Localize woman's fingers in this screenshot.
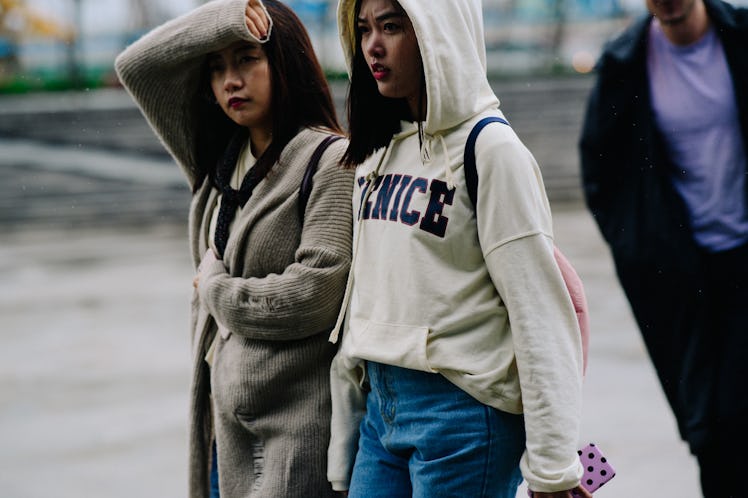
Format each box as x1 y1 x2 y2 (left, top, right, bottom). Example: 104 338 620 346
245 0 269 39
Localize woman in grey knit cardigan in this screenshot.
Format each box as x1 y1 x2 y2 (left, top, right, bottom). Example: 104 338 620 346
115 1 353 497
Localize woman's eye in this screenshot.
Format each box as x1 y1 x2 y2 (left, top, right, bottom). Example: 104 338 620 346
383 22 399 33
208 63 224 73
356 24 370 35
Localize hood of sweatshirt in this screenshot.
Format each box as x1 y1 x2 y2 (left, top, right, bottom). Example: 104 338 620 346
338 0 500 137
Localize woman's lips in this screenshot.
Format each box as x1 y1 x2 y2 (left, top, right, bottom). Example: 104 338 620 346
371 63 389 81
228 97 246 109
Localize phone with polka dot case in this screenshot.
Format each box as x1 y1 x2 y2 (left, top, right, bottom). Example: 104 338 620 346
527 443 615 496
573 443 616 495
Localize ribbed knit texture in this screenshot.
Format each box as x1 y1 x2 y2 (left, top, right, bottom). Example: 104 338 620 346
190 128 352 498
194 129 354 341
115 1 353 496
212 333 336 497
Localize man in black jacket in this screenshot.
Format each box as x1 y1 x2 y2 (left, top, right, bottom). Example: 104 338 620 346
580 0 748 496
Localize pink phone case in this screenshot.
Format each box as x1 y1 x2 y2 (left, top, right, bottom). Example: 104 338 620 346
573 443 616 495
528 443 615 496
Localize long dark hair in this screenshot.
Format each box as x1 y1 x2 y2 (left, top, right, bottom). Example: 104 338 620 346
195 0 342 190
341 0 412 168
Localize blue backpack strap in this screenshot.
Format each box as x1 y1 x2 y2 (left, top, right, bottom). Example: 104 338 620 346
464 116 510 209
298 135 344 224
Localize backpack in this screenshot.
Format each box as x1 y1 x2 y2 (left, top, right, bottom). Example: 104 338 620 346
464 116 590 373
298 134 344 224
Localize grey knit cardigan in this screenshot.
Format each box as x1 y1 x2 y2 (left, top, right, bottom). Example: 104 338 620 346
115 1 354 496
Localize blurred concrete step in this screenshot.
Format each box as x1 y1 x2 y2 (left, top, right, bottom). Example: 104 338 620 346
0 143 190 230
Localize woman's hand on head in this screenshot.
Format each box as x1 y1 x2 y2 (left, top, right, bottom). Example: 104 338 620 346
245 0 269 40
530 486 593 498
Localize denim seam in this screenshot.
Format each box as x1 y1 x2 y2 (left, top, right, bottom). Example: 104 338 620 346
480 404 493 498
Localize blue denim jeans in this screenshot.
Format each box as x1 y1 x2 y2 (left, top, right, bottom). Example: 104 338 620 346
210 441 220 498
349 362 526 498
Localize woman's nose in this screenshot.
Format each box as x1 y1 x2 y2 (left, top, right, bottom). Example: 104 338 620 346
223 66 242 91
363 32 384 58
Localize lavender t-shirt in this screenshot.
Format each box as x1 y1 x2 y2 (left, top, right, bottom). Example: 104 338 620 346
647 20 748 252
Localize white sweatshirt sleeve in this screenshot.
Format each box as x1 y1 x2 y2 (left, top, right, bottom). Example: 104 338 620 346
485 235 584 492
327 350 367 491
474 125 584 492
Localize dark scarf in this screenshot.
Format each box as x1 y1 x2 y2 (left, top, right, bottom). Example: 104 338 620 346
213 128 273 259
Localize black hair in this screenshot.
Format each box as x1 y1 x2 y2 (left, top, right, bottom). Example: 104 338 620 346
341 0 413 168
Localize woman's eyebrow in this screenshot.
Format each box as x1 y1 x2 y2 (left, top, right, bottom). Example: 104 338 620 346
357 10 405 23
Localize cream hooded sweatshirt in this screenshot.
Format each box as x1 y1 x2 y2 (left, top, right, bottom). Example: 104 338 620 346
328 0 584 493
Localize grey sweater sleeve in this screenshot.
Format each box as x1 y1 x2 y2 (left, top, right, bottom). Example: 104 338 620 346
197 142 355 341
114 0 270 185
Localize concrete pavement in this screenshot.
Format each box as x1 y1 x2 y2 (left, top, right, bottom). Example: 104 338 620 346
546 204 700 497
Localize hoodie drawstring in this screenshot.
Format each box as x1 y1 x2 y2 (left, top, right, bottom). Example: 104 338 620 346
437 134 456 190
328 144 391 344
418 122 429 162
419 130 456 191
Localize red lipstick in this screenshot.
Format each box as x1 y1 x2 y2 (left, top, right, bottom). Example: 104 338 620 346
228 97 246 109
371 63 389 81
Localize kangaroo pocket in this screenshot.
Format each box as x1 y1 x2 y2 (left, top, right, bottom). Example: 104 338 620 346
346 320 435 373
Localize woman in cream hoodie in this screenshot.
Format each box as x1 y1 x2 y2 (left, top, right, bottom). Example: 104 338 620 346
328 0 588 497
116 1 353 496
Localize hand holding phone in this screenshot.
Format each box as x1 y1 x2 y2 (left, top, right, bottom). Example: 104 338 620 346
528 443 616 496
